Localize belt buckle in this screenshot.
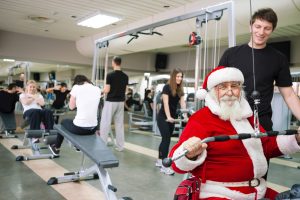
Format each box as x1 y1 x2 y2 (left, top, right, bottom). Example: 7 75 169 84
248 178 260 187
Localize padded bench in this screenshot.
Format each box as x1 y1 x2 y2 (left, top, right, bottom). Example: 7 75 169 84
0 112 18 138
12 129 58 161
48 124 127 200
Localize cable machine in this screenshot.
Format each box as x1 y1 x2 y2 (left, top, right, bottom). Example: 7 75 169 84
91 1 236 86
91 1 236 139
8 62 30 85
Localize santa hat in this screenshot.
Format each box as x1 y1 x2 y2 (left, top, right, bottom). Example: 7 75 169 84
196 66 244 100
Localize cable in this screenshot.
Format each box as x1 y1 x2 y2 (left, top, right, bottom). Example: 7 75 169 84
249 0 261 135
249 0 256 92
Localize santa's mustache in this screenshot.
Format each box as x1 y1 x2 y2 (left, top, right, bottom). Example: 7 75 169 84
220 95 238 102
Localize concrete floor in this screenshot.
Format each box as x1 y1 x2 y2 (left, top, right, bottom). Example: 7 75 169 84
0 111 300 200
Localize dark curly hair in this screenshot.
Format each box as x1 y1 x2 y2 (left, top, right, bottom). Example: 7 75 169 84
73 75 92 86
250 8 278 31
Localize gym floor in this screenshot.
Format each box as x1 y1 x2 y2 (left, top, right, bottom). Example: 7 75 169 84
0 111 300 200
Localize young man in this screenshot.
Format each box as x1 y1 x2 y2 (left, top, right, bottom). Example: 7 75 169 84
100 56 128 151
0 83 22 132
219 8 300 131
0 83 22 114
170 66 300 199
46 82 70 110
46 82 70 124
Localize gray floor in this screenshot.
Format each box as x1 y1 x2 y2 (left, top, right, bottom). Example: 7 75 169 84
0 112 300 200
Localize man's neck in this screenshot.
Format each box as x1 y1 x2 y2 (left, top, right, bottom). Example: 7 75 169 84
113 66 121 71
248 41 266 49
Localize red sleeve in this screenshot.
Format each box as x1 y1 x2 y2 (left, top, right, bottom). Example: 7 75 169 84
169 109 211 174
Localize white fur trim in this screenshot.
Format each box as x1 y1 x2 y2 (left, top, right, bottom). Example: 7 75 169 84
276 135 300 155
239 97 253 118
200 178 267 199
205 93 253 119
230 119 268 178
207 67 244 90
173 144 207 171
196 89 207 100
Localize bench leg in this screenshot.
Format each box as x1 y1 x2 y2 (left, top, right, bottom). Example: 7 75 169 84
13 131 57 161
15 143 56 161
0 130 18 139
47 165 119 200
11 133 31 149
96 165 118 200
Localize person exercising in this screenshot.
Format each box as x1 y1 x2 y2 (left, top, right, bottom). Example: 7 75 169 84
49 75 101 156
170 66 300 199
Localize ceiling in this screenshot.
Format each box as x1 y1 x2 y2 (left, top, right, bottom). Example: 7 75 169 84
0 0 300 74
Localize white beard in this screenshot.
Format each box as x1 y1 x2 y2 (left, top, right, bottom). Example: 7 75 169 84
209 91 244 121
219 96 243 121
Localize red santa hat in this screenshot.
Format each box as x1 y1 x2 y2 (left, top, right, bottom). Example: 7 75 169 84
196 66 244 100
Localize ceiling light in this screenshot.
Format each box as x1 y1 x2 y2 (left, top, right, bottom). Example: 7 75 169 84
77 12 121 29
3 58 15 62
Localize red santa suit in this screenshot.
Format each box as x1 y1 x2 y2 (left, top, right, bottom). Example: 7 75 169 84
169 67 300 200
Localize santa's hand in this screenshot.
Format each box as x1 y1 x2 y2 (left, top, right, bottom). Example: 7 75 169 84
183 137 207 159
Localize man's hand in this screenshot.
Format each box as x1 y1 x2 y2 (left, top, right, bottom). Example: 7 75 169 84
296 127 300 144
183 137 208 160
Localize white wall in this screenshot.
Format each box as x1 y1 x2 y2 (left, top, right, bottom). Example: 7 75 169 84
0 30 92 66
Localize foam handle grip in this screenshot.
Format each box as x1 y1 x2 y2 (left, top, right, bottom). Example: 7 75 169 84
284 130 298 135
266 131 279 136
238 133 252 139
213 135 230 141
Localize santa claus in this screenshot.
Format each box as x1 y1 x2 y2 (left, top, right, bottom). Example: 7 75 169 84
169 66 300 200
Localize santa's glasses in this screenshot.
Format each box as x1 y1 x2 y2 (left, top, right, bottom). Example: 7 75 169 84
216 82 242 93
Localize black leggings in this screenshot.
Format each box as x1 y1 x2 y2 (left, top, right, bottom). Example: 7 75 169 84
157 114 175 159
23 108 54 130
55 119 96 148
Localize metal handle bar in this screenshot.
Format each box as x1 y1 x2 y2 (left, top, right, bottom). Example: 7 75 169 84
162 130 298 167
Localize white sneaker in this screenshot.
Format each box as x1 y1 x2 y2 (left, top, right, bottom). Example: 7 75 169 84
115 147 124 152
160 166 175 175
107 141 114 146
155 159 162 167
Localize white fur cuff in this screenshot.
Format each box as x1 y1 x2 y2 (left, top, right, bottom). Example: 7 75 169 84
173 144 207 171
277 135 300 155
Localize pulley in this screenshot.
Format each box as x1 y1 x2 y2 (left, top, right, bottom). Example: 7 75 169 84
189 32 202 46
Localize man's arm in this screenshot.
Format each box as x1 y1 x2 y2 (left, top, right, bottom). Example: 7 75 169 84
102 84 110 94
279 86 300 138
279 86 300 120
46 85 61 93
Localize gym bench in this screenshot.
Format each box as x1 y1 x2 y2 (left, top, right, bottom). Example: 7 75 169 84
11 129 58 161
0 112 18 139
48 124 131 200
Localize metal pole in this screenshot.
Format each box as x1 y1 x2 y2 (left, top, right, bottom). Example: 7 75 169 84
91 43 99 84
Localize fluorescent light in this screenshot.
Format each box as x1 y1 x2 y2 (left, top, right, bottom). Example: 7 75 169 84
77 13 121 29
3 58 15 62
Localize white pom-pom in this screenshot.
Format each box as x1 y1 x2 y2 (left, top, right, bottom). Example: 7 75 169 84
196 89 207 100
